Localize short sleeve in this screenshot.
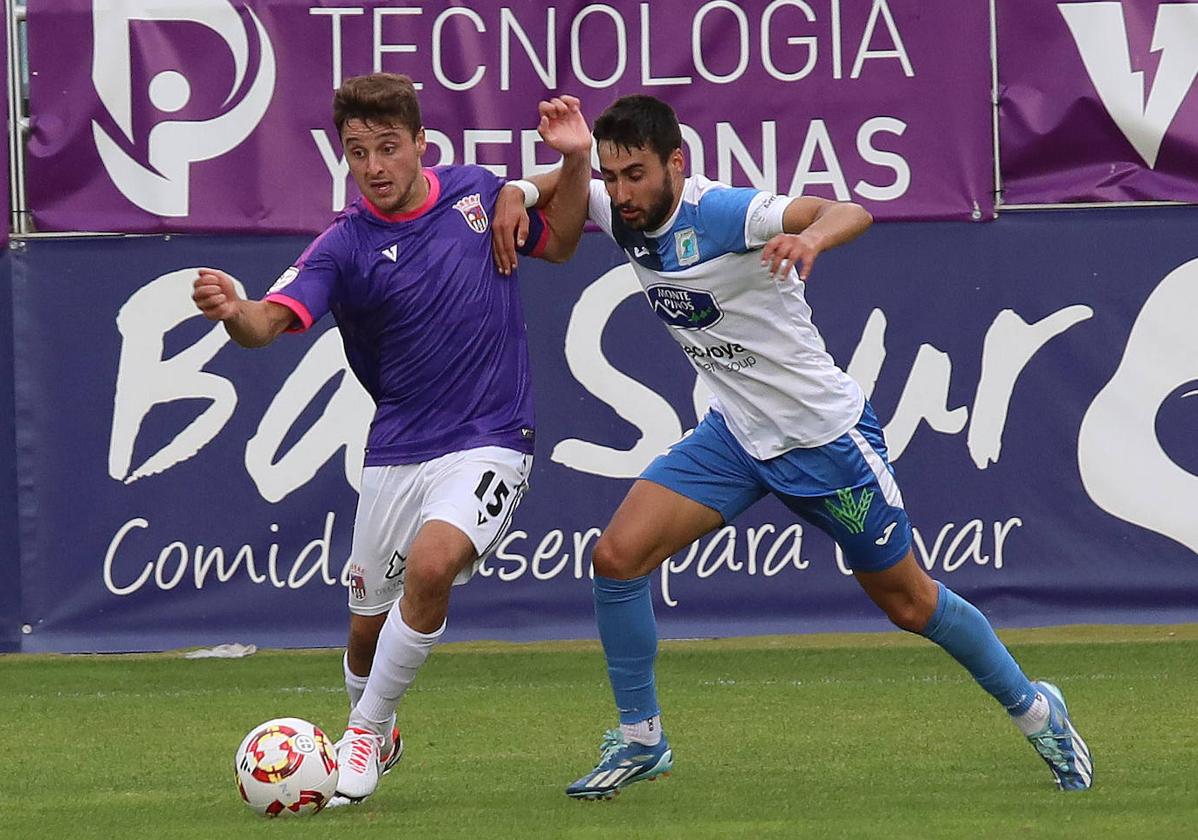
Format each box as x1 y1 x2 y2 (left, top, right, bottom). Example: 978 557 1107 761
693 187 765 253
264 224 345 332
587 179 614 237
742 192 791 248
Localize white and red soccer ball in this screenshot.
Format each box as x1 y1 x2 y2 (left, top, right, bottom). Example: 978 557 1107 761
234 717 338 817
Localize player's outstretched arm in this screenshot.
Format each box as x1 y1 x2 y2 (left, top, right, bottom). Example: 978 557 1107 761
192 267 295 348
535 95 592 263
492 96 592 272
760 197 872 282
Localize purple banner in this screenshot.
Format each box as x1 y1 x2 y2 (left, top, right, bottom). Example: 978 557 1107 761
7 209 1198 653
999 1 1198 204
1 5 9 249
26 0 994 234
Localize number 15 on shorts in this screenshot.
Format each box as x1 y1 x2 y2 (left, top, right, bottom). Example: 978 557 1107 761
474 469 510 525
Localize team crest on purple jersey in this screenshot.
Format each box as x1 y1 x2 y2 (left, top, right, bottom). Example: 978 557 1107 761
453 193 489 233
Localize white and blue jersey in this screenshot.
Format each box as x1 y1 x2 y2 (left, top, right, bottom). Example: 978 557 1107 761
587 175 864 459
591 175 909 570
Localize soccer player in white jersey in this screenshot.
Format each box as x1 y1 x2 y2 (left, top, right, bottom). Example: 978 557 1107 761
192 74 594 806
498 94 1091 799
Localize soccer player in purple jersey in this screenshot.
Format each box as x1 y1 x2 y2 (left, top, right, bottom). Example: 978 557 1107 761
499 94 1092 799
192 73 593 805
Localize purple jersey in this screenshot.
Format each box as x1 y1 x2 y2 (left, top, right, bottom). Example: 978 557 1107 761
265 165 547 466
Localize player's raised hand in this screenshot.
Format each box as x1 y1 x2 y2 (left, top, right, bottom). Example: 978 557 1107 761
492 186 530 276
537 95 591 156
761 232 822 283
192 267 244 321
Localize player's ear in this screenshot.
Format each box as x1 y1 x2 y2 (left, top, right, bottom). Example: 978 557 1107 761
667 147 685 178
414 127 427 157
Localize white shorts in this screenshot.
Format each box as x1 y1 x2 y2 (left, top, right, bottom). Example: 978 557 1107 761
347 446 532 616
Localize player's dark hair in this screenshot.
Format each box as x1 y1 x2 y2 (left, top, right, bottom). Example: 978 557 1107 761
333 73 422 138
592 95 682 163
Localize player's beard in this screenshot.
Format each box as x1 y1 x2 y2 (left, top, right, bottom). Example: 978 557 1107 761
634 178 677 231
375 171 421 214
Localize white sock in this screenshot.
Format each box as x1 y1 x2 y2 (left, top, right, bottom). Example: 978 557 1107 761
621 714 662 746
1012 691 1051 736
344 652 369 708
349 607 444 734
345 649 397 747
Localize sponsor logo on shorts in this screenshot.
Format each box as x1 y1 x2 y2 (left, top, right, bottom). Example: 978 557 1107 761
875 521 898 546
825 487 874 535
645 284 723 330
385 550 406 580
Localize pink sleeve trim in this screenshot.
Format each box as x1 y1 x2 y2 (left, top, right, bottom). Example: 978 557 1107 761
527 209 551 258
264 293 314 333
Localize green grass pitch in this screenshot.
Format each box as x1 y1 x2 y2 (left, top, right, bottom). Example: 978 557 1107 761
2 625 1196 839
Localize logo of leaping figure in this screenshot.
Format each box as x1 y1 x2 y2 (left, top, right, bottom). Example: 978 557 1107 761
91 0 276 216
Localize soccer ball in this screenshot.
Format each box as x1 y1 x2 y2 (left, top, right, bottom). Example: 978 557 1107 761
234 717 339 817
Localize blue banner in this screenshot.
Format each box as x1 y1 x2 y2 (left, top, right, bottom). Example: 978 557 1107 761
8 209 1198 652
0 252 17 651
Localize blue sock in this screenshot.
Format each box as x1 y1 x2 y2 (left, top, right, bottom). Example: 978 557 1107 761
593 575 660 725
921 582 1036 715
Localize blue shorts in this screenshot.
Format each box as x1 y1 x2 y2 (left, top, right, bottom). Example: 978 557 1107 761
640 403 912 573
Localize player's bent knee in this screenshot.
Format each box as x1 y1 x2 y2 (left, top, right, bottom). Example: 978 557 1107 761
882 597 934 634
403 556 460 598
591 535 645 580
590 537 618 578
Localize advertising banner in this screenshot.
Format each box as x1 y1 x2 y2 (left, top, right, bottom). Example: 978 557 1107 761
9 209 1198 653
999 1 1198 204
1 3 9 249
26 0 994 234
0 252 17 652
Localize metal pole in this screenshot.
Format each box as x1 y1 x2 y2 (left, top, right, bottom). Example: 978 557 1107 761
6 2 28 235
989 0 1002 216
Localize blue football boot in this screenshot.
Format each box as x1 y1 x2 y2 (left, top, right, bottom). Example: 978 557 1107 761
1027 681 1093 791
566 729 673 800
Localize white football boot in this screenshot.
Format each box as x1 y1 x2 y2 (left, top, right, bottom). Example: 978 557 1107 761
332 727 384 803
